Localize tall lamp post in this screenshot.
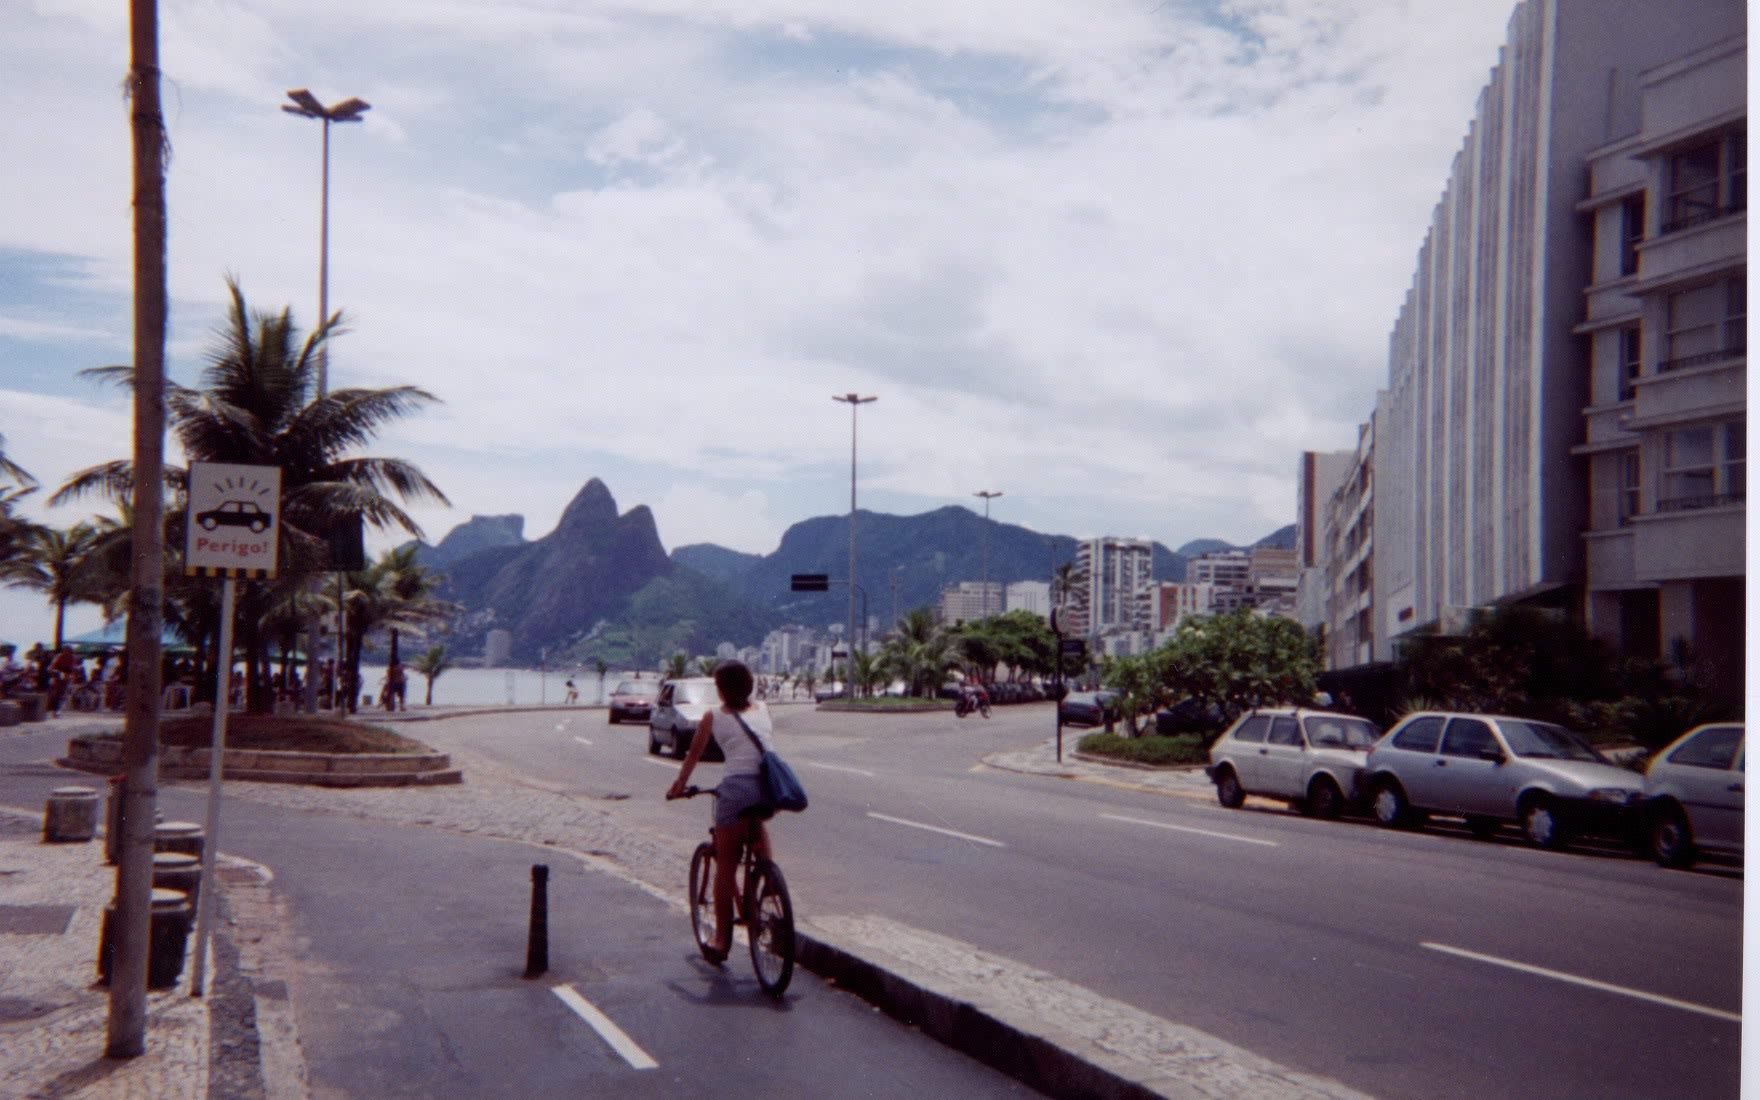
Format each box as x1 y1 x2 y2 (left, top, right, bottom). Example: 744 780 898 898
974 490 1002 619
284 88 369 712
833 393 876 698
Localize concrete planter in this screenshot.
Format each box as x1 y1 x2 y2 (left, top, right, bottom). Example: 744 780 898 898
62 734 462 787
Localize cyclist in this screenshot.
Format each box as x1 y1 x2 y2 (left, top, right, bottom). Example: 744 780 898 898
665 659 777 965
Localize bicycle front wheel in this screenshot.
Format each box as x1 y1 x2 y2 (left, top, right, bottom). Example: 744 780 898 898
744 859 795 996
688 843 717 961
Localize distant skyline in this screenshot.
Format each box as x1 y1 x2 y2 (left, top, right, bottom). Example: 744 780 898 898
2 0 1521 644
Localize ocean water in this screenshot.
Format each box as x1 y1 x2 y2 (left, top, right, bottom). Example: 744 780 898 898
357 665 642 708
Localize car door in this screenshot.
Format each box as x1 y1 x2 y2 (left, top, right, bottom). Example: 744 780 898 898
1668 725 1745 850
1436 717 1507 817
1259 717 1307 798
1219 715 1272 789
1380 715 1447 808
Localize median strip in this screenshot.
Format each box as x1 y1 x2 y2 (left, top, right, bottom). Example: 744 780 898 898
551 984 658 1069
1100 813 1280 847
1421 942 1740 1023
866 812 1005 847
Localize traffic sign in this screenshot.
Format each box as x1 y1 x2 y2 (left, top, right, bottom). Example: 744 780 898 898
1060 638 1087 660
791 573 830 591
185 462 281 578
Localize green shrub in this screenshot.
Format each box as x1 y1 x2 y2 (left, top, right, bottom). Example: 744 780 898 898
1075 732 1208 766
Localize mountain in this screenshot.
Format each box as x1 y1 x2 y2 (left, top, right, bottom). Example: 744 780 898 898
670 543 763 584
424 514 525 566
1253 524 1298 551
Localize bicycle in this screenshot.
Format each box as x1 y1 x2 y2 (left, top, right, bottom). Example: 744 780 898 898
668 785 795 996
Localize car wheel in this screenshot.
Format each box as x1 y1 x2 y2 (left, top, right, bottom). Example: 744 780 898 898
1648 805 1697 869
1371 780 1415 829
1307 777 1345 820
1466 815 1501 841
1519 794 1569 850
1215 768 1245 809
672 729 689 760
647 728 660 755
609 711 620 725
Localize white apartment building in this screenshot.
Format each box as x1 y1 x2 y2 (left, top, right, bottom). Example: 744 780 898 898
1155 581 1216 635
1373 0 1744 658
1574 32 1745 700
1005 580 1051 619
1070 537 1154 640
937 582 1004 625
1322 414 1380 670
1296 449 1354 636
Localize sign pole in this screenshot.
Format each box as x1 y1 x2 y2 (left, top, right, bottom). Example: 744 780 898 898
188 575 235 995
1053 609 1064 763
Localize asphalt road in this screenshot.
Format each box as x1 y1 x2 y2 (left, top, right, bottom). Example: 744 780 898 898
418 702 1744 1100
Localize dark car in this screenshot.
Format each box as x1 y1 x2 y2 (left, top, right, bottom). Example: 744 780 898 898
195 500 271 533
606 678 656 724
1059 690 1119 728
1155 698 1226 737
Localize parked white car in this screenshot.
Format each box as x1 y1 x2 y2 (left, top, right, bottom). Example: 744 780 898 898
1205 708 1382 818
1644 722 1744 869
1364 712 1644 849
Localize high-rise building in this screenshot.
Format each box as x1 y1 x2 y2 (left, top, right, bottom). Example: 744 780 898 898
1005 580 1051 619
1070 537 1154 640
936 582 1003 625
483 629 512 668
1575 31 1745 699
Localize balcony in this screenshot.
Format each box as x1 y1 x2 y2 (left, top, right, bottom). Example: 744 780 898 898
1657 343 1744 374
1657 490 1746 513
1661 202 1745 236
1631 500 1745 580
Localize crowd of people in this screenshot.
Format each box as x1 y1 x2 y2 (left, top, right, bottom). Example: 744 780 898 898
1 643 128 715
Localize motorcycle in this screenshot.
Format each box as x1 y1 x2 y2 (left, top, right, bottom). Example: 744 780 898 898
954 690 991 719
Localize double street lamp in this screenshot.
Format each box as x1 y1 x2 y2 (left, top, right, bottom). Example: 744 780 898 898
833 393 876 698
974 490 1002 619
284 88 368 712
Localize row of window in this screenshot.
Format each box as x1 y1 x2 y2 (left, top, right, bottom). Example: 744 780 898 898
1611 127 1744 278
1616 418 1746 523
1609 274 1744 402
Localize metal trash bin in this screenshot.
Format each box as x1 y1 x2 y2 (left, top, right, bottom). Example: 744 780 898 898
153 821 204 859
152 851 203 908
98 888 194 990
44 786 100 842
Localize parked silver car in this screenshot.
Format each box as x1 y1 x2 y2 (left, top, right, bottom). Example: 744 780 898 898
648 678 724 761
1644 722 1744 869
1205 708 1382 818
1364 712 1644 849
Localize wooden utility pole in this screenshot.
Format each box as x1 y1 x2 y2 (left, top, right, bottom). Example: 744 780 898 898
109 0 167 1058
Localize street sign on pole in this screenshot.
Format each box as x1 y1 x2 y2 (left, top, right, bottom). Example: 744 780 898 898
790 573 830 591
185 462 281 579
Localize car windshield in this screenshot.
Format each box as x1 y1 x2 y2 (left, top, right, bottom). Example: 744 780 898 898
1499 720 1602 761
612 681 647 695
1303 716 1380 748
674 682 714 705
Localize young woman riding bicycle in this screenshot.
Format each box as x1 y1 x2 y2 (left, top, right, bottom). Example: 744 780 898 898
664 660 776 965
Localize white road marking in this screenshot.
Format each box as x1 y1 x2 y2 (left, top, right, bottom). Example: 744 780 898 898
573 736 593 746
804 761 875 777
551 984 658 1069
866 812 1005 847
1421 942 1740 1023
1100 813 1280 847
643 756 680 770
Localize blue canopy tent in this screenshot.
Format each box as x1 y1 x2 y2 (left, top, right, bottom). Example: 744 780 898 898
63 621 197 657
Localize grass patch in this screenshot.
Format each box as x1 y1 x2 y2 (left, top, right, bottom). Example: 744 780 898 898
819 697 950 711
82 715 432 755
1076 732 1209 767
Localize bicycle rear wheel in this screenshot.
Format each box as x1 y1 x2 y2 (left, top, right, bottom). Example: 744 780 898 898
688 843 717 961
744 859 794 996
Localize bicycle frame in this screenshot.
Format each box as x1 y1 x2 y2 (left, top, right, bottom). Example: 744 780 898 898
674 785 795 996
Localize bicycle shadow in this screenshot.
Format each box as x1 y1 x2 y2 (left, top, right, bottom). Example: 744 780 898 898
665 953 797 1009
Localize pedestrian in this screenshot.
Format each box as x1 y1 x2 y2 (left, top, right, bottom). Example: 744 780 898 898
564 678 579 704
665 659 779 965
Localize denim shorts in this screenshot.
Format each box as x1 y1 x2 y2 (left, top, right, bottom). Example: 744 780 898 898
714 771 772 828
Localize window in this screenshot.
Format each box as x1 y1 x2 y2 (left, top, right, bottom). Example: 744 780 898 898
1666 725 1743 770
1619 195 1644 277
1268 717 1302 746
1232 716 1270 743
1662 277 1744 371
1499 721 1601 761
1391 715 1444 753
1617 325 1640 401
1664 128 1745 233
1660 420 1745 511
1304 717 1380 748
1440 718 1498 759
1618 451 1641 525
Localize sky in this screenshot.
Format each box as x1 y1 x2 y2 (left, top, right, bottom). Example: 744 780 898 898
1 0 1522 645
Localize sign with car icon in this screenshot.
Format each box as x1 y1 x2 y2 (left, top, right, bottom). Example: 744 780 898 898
185 462 281 578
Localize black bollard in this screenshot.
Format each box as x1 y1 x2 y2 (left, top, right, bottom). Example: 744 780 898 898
524 864 549 979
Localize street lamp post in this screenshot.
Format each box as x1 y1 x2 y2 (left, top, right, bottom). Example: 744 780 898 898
832 393 876 698
974 490 1002 619
284 88 368 713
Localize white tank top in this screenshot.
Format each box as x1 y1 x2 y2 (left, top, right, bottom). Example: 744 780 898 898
710 702 775 778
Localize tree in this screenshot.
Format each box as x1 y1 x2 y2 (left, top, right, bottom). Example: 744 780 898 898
8 522 106 648
339 546 452 713
696 656 719 676
1159 609 1318 728
663 652 691 680
877 607 957 697
0 435 39 581
411 644 452 706
55 279 448 712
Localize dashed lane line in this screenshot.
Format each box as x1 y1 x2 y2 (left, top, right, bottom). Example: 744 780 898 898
643 756 682 770
866 812 1005 848
573 736 593 746
1421 942 1740 1023
803 761 876 777
1099 813 1280 847
551 984 659 1069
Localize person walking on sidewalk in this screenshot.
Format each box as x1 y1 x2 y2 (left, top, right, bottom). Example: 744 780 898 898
665 659 777 964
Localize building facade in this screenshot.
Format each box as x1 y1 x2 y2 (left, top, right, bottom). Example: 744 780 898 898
1070 537 1155 641
936 582 1004 625
1574 32 1745 698
1297 449 1355 637
1322 414 1381 669
1005 580 1051 619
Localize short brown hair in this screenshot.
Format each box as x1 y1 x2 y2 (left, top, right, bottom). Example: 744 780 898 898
713 660 753 710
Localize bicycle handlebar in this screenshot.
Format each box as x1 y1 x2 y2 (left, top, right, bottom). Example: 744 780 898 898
667 785 711 800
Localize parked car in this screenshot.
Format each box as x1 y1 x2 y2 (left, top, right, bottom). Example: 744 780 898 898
1364 712 1644 849
1205 708 1381 818
1155 697 1226 737
1643 722 1744 869
1059 690 1119 728
606 679 657 724
648 677 724 760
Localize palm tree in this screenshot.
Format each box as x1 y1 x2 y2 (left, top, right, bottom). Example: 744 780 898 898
54 278 448 712
878 607 956 697
340 545 452 713
8 522 106 648
411 644 452 706
0 435 40 582
663 652 691 680
696 656 719 677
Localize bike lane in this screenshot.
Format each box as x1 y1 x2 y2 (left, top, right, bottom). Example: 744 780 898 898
196 795 1035 1099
